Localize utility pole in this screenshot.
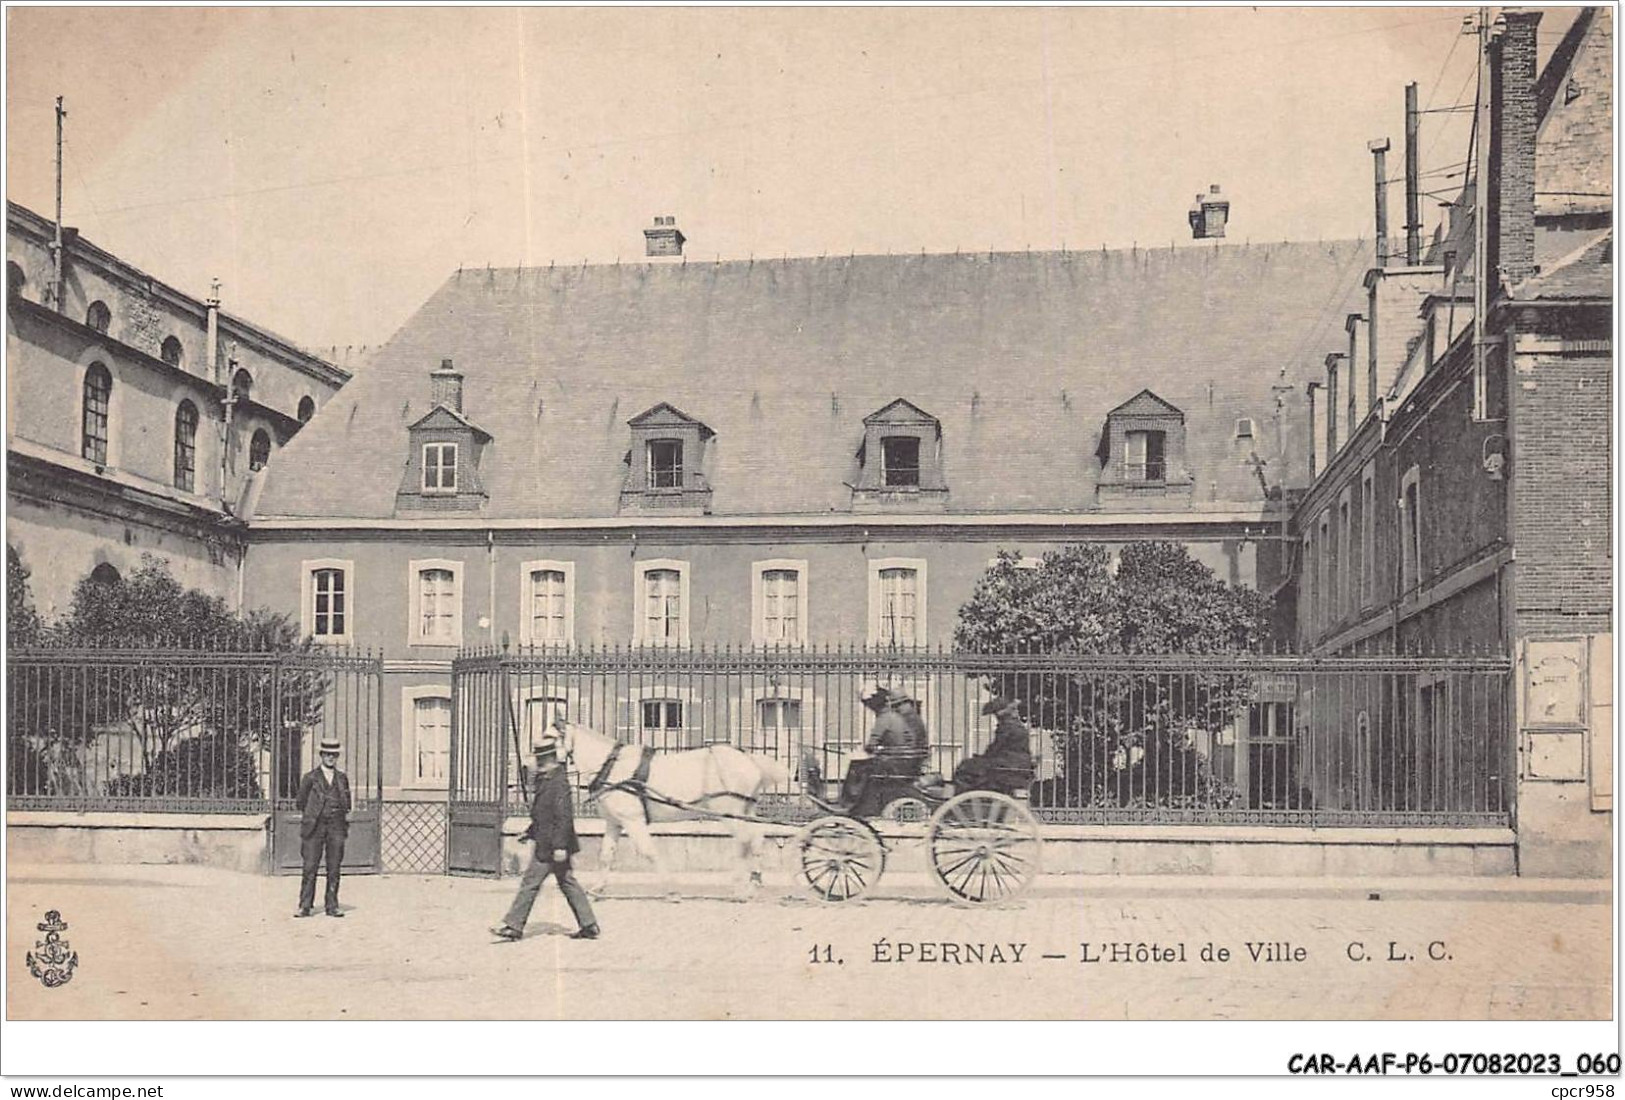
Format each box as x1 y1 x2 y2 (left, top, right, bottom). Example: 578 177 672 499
49 95 66 313
1471 6 1490 421
1404 82 1422 266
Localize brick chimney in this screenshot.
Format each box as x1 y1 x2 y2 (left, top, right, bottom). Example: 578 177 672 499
431 358 464 414
644 215 686 258
1188 185 1229 239
1488 9 1541 292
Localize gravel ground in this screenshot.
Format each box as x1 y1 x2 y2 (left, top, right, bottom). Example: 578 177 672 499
6 863 1611 1021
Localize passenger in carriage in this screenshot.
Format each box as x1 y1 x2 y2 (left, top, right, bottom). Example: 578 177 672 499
840 685 934 809
953 696 1034 793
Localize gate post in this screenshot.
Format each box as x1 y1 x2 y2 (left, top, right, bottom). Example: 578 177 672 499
267 657 283 874
497 651 512 878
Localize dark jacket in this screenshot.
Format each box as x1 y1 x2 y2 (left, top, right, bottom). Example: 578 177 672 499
520 766 580 855
296 767 352 839
987 712 1033 766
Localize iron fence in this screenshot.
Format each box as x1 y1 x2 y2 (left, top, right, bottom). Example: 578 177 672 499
7 646 382 813
452 644 1514 827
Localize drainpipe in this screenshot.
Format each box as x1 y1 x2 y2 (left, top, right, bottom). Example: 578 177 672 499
487 529 497 643
220 343 238 510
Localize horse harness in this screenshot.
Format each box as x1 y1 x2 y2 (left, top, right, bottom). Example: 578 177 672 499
585 741 760 823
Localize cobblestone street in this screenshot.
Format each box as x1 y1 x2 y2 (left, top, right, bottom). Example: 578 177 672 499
7 864 1610 1022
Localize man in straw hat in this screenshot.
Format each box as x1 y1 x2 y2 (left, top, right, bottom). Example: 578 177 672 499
295 736 352 918
491 729 600 942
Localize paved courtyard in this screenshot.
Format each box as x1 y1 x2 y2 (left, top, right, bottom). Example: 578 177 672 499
6 864 1611 1021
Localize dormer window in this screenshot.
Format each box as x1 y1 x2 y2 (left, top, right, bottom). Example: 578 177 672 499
620 404 714 515
395 359 491 514
423 442 458 493
648 439 683 489
1095 389 1191 507
881 436 921 487
852 399 946 513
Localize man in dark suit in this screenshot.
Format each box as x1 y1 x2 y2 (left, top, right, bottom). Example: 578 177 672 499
490 733 599 942
295 736 351 918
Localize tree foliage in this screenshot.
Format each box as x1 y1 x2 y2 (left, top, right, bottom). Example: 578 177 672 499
9 555 327 801
7 545 43 646
955 542 1272 810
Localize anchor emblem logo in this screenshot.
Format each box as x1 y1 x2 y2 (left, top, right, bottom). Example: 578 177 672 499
25 910 78 988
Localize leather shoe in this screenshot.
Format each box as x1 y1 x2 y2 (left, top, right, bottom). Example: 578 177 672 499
325 908 344 918
570 925 600 940
294 908 313 918
491 925 522 941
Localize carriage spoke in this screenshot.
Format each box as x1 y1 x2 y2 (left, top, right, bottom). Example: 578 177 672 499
927 792 1041 905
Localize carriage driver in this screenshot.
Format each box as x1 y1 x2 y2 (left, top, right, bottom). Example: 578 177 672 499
840 684 930 808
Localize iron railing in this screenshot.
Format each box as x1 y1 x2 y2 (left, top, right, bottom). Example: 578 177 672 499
451 644 1513 827
6 646 382 813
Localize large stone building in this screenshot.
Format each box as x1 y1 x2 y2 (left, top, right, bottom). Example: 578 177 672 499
1292 8 1612 874
243 234 1368 798
6 201 350 617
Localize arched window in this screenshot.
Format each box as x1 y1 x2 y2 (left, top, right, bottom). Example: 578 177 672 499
174 400 199 492
161 336 184 368
297 395 315 424
249 429 271 472
85 300 111 334
232 369 253 404
81 362 112 465
7 262 25 299
88 562 121 587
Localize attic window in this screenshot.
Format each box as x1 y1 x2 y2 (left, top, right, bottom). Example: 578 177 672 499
619 404 713 515
648 439 683 489
1125 430 1166 482
881 436 921 487
422 442 458 493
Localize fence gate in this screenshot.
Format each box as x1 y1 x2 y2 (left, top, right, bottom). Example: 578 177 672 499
448 652 513 876
269 652 386 876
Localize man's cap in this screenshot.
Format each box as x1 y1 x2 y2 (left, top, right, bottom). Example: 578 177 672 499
318 737 342 755
980 696 1019 716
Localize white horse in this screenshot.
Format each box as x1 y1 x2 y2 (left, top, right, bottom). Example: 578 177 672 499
550 715 792 896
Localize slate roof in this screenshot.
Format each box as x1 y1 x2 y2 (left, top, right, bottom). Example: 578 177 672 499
1511 232 1612 301
257 241 1370 521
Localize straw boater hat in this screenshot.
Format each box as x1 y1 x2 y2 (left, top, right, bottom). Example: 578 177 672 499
318 737 342 755
532 733 560 760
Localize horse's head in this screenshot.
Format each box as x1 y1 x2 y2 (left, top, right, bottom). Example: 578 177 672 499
547 708 579 766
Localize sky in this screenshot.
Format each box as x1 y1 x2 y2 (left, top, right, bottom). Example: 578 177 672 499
6 6 1573 357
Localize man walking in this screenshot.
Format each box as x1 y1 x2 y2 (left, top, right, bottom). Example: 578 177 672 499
295 736 350 918
491 733 600 942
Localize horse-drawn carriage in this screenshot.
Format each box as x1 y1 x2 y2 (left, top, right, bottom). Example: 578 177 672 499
794 747 1042 905
548 709 1042 906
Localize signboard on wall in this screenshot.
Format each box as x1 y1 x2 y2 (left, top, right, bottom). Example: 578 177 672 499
1524 638 1586 728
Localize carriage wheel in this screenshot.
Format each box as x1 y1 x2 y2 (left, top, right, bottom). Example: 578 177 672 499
879 796 931 823
925 791 1042 905
795 816 886 902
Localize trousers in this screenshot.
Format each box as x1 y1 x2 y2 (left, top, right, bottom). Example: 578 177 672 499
502 850 597 932
299 818 347 912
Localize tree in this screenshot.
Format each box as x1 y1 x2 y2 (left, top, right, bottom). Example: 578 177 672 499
10 555 328 801
7 545 42 646
955 542 1272 810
